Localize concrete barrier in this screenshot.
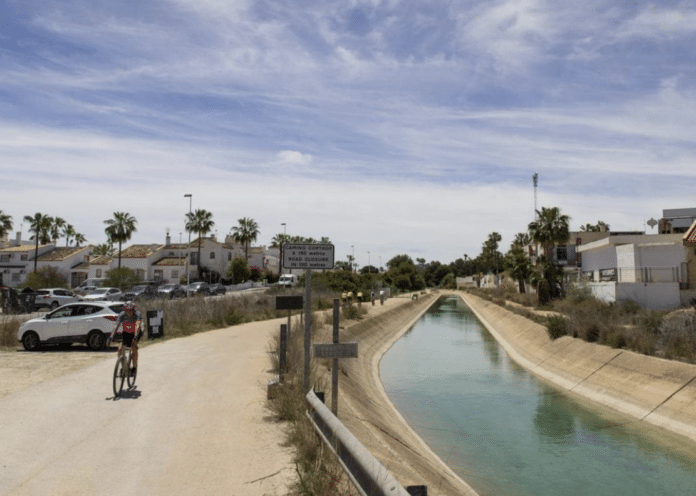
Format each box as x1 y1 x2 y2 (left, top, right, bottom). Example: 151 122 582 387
460 292 696 444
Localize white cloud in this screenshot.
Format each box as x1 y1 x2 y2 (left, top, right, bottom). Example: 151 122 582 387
616 4 696 40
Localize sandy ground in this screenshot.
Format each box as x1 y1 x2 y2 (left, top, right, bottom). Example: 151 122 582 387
2 294 470 496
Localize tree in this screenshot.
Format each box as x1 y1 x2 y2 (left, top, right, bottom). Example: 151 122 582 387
49 217 66 245
384 254 425 292
93 243 115 257
504 234 534 293
185 209 214 280
232 217 259 260
227 256 250 284
24 212 53 272
0 210 13 242
480 232 503 274
580 221 610 232
73 232 87 247
104 212 138 271
62 224 77 246
528 206 570 260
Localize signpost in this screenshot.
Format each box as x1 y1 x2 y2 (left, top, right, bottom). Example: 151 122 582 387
282 243 335 393
312 299 358 415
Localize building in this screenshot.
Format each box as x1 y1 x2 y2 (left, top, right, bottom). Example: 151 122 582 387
577 232 694 310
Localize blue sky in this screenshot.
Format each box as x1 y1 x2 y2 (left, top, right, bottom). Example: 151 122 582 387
2 0 695 267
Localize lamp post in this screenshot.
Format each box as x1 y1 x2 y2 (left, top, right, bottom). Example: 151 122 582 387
184 194 192 296
280 222 286 276
351 245 355 273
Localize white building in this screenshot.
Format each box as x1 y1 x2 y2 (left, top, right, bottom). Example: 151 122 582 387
577 233 693 310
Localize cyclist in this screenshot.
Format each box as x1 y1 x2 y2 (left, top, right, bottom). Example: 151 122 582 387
107 301 143 375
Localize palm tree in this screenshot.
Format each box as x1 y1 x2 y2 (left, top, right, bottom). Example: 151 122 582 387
232 217 259 260
62 224 77 246
0 210 13 243
528 206 570 261
24 212 53 272
93 243 115 257
49 217 66 245
104 212 138 270
73 232 87 247
185 209 215 279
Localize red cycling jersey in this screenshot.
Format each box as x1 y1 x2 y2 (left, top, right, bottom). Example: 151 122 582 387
115 310 142 334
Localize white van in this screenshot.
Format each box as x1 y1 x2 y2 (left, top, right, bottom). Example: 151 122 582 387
278 274 299 288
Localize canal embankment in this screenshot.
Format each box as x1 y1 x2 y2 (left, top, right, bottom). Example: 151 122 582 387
317 291 479 496
458 291 696 444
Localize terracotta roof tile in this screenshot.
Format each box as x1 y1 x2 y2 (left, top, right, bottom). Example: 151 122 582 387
153 257 187 267
37 247 86 261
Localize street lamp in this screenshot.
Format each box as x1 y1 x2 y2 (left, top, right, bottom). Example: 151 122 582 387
280 223 286 276
351 245 355 273
184 194 192 295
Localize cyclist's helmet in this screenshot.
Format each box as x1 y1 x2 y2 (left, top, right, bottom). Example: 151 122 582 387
124 301 135 312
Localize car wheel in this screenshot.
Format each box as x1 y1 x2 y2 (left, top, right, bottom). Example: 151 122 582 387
22 331 41 351
87 330 106 351
50 301 59 310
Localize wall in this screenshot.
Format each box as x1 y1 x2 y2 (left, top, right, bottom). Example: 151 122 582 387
588 281 680 310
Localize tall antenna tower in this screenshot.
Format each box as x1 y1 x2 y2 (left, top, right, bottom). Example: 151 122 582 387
533 172 538 220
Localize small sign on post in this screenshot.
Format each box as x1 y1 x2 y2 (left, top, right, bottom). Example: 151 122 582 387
313 343 359 358
147 310 164 338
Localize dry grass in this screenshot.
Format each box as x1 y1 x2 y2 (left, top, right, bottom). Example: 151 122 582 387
265 307 360 496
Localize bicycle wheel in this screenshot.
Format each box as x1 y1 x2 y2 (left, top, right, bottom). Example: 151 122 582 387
126 351 137 388
113 355 126 397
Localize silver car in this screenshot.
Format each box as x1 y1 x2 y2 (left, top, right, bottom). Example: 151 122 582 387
17 301 125 351
34 288 82 310
81 287 123 302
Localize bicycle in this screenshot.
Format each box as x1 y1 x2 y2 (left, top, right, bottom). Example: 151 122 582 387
112 342 137 397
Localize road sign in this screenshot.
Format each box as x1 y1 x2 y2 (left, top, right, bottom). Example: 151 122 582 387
283 243 335 270
313 342 358 359
276 296 304 310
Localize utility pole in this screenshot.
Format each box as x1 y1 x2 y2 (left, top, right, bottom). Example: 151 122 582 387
533 173 538 221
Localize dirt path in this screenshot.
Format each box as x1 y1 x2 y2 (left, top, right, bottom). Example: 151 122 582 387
0 317 295 496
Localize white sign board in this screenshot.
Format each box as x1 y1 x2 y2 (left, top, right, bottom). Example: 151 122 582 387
283 243 335 270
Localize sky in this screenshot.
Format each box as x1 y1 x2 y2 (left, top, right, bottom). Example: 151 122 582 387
2 0 695 268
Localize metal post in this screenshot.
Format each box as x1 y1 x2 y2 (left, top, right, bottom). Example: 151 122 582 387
279 324 287 382
332 298 340 415
184 194 192 296
303 269 312 393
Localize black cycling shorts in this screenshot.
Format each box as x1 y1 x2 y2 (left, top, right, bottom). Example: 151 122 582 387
122 331 141 348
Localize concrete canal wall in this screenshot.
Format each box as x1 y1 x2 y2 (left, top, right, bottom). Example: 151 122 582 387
459 292 696 444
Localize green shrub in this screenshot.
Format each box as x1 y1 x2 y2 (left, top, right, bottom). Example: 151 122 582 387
546 315 567 340
605 330 627 349
21 267 68 289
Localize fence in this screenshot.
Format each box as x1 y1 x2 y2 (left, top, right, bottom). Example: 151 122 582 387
305 388 424 496
585 266 683 284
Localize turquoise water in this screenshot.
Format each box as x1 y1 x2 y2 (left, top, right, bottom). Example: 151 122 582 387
379 296 696 496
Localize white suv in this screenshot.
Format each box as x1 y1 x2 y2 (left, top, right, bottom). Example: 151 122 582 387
17 301 126 351
34 288 82 310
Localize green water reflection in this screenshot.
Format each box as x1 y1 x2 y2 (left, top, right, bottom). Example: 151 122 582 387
379 296 696 496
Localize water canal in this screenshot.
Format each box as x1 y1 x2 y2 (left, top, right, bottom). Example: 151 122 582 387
379 295 696 496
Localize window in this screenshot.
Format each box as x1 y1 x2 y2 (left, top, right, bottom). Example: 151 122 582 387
210 251 215 259
172 270 179 279
0 255 9 263
21 254 28 261
228 253 232 261
190 252 198 266
96 269 102 278
556 246 568 262
11 272 20 282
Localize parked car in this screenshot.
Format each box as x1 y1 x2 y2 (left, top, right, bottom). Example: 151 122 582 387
122 284 159 301
158 283 186 299
82 287 123 302
278 274 299 288
75 278 107 295
34 288 83 310
17 301 125 351
186 281 211 296
208 283 227 295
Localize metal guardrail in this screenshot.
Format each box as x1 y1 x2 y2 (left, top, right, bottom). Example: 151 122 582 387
306 388 416 496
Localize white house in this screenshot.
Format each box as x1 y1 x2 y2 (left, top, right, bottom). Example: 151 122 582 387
577 233 692 310
36 246 93 288
0 241 54 287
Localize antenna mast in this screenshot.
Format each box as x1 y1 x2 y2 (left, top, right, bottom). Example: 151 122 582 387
533 172 538 220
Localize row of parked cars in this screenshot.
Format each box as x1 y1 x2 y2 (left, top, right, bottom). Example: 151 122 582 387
14 282 229 351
